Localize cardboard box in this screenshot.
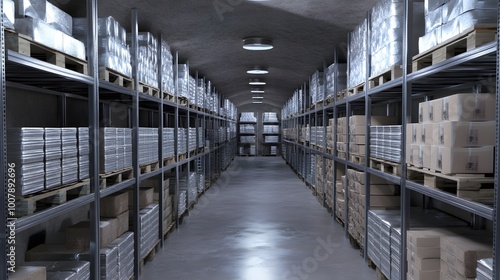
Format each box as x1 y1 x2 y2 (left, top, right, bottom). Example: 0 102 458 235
408 264 440 280
408 255 440 271
440 93 496 122
101 192 128 217
440 235 492 275
369 195 400 208
349 115 399 126
411 144 427 168
116 210 129 238
428 99 442 123
408 230 442 247
407 123 419 144
432 146 494 174
419 102 429 123
437 121 495 147
349 125 367 135
129 187 154 208
9 267 46 280
25 244 82 261
350 135 366 145
409 243 440 259
423 123 438 145
440 260 472 280
66 219 117 251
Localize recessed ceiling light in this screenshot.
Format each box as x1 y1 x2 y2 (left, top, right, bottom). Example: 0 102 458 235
253 101 263 104
249 78 266 85
252 96 264 99
251 87 265 93
247 66 269 75
243 37 273 51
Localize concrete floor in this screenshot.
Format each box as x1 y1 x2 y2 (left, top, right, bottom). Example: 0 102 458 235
140 157 375 280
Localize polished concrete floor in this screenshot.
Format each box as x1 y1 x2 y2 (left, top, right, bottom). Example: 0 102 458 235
140 157 375 280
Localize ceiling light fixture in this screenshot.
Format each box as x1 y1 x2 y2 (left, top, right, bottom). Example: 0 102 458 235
243 37 273 51
247 66 269 75
253 101 263 104
249 78 266 86
251 87 265 93
252 96 264 99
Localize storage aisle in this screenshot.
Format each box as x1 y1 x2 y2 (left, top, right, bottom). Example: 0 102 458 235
140 157 375 280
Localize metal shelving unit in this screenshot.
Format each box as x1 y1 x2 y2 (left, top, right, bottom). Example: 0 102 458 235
282 1 500 280
0 3 237 280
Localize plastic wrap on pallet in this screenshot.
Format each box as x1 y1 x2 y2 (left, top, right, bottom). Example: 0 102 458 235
45 1 72 36
108 232 134 280
3 0 15 29
348 20 366 88
26 261 90 280
15 0 46 20
176 64 189 99
161 39 175 94
425 0 445 15
13 160 45 195
477 258 493 280
325 63 347 97
81 247 119 280
130 32 159 88
425 6 443 33
138 128 158 165
15 17 63 51
442 0 498 24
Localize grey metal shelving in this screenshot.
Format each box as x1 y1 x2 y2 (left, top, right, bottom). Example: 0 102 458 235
281 1 500 280
0 3 237 280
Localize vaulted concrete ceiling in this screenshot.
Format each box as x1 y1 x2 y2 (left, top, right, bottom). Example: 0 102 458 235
91 1 378 108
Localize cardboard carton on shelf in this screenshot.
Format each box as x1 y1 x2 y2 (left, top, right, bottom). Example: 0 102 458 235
8 267 46 280
408 264 440 280
430 146 494 174
436 121 495 147
66 219 117 251
128 187 154 209
101 192 128 218
440 93 496 122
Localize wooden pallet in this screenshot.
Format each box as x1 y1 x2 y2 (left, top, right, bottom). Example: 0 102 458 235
99 168 134 188
140 240 161 272
407 166 494 202
5 31 88 75
189 201 196 211
163 222 176 238
189 149 197 157
138 83 161 98
164 92 176 103
349 155 365 165
370 158 401 176
16 179 91 217
412 25 497 72
347 83 365 97
164 156 176 167
337 89 348 101
368 64 402 89
178 153 188 161
99 67 134 89
140 161 160 174
177 97 188 106
325 96 334 105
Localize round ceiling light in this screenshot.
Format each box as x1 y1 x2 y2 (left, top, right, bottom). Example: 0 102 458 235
249 79 266 85
243 37 273 51
247 66 269 75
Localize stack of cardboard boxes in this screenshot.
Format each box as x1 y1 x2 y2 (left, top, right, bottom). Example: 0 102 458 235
152 179 174 234
325 158 334 211
326 118 334 153
348 116 367 163
337 117 347 159
316 154 324 205
336 177 345 223
407 93 495 174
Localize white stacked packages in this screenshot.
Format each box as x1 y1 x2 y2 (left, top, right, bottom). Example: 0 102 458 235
196 80 206 108
220 127 227 143
240 136 256 143
179 172 197 205
7 128 45 195
127 32 159 88
177 128 187 155
240 112 257 123
26 261 90 280
139 204 159 259
348 20 367 88
391 227 402 280
80 247 119 280
197 127 204 148
100 128 132 173
77 128 89 180
326 63 347 98
229 123 237 139
45 128 62 189
476 258 493 280
197 173 205 192
264 136 279 143
176 64 189 99
123 128 133 169
188 128 197 152
162 128 175 158
108 232 134 280
15 0 86 60
61 128 78 185
178 190 187 215
73 16 131 77
367 210 382 267
419 0 497 53
310 71 325 104
240 124 255 134
161 39 175 94
3 0 15 29
138 128 158 165
270 146 277 155
189 76 196 104
250 145 256 155
370 125 402 163
263 112 279 123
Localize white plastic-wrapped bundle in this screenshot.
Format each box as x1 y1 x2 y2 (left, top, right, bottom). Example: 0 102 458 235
138 128 158 165
196 80 206 108
73 16 131 76
310 71 324 104
178 190 187 215
239 112 257 122
162 128 175 158
177 128 187 154
176 64 189 99
188 76 196 104
348 20 367 88
15 0 46 20
3 0 15 29
161 39 175 94
108 232 134 280
130 32 159 88
325 63 347 97
77 128 89 180
197 127 204 148
15 17 86 60
45 1 72 36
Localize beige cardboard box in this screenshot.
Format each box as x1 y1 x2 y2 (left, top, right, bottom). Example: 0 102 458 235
407 123 420 144
349 115 399 126
101 192 128 218
408 264 440 280
349 125 367 135
129 187 154 208
369 195 400 208
423 123 438 145
440 260 475 280
422 145 432 169
432 146 494 174
408 255 440 271
441 250 478 278
440 93 496 122
408 230 442 247
349 144 365 156
411 144 424 168
428 99 442 123
406 143 413 165
436 121 495 147
25 244 82 261
350 135 366 145
419 101 429 123
440 235 492 270
66 219 117 251
408 243 440 259
9 267 46 280
116 210 129 238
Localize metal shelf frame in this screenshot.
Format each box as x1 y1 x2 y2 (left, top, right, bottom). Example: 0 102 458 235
281 1 500 280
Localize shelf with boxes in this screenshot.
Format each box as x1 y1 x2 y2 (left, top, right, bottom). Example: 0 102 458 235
1 2 237 280
281 1 500 279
